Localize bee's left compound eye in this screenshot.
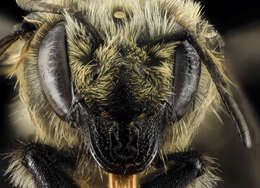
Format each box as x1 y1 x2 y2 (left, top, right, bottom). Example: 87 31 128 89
38 23 73 120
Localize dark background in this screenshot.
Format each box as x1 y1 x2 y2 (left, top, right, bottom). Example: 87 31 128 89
0 0 260 187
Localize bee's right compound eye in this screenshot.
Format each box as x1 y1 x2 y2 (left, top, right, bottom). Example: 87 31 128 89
170 41 201 120
38 23 73 120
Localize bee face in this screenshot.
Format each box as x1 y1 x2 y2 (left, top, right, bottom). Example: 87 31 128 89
1 0 252 187
29 7 201 174
7 7 202 174
63 13 176 174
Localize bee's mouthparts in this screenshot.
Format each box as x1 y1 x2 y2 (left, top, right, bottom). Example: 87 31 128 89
73 102 166 174
87 118 160 175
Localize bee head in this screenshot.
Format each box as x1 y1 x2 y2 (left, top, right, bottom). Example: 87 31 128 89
39 5 254 174
0 0 251 179
36 9 204 173
65 19 180 173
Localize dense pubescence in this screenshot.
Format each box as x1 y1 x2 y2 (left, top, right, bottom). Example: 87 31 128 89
66 15 174 112
0 0 229 188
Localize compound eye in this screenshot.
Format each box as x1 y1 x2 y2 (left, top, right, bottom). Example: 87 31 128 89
38 24 72 119
172 41 201 120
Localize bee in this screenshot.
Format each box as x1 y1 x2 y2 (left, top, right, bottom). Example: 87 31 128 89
0 0 252 187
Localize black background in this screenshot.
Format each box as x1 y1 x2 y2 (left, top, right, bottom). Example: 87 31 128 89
0 0 260 187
